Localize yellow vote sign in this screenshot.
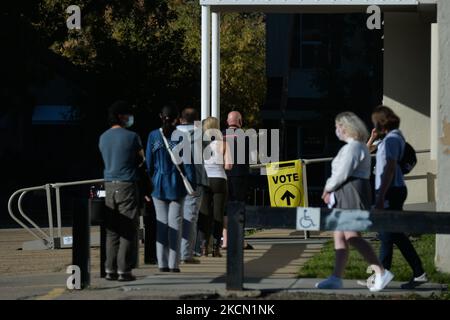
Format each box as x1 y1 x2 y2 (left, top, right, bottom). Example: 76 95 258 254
266 160 304 207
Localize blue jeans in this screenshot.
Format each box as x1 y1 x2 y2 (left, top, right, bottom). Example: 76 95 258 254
181 189 203 260
378 187 425 277
152 197 184 269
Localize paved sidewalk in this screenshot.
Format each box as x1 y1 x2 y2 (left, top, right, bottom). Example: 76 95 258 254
0 228 447 300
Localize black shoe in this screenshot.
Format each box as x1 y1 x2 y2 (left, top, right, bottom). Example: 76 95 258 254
105 273 119 281
170 268 181 273
118 273 136 282
244 243 254 250
159 267 170 272
400 273 428 289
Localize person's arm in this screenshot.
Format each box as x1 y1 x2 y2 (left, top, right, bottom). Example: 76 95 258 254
138 149 145 165
367 129 379 153
324 144 360 193
375 136 401 209
145 133 154 177
375 160 396 209
224 141 233 171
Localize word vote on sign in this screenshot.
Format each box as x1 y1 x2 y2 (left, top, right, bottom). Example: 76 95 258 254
266 160 305 208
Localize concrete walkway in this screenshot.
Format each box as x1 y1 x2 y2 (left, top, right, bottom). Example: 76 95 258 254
0 228 447 300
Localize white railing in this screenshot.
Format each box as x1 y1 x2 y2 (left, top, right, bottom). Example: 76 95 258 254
8 179 103 249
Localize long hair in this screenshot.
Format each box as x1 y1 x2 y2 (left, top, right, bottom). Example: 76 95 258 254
335 112 369 142
372 105 400 131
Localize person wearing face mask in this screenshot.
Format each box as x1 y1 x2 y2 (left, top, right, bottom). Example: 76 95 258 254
146 105 196 272
99 101 144 281
316 112 393 292
369 106 427 289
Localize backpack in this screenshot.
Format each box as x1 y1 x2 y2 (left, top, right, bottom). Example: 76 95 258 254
399 141 417 175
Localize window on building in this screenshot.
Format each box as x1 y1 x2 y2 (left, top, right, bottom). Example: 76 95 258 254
292 14 330 70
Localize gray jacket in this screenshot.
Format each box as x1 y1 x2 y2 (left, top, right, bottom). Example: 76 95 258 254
177 124 209 188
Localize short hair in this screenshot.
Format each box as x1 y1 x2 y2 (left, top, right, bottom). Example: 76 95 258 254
108 100 132 126
372 105 400 131
181 108 199 124
160 104 179 120
335 112 369 142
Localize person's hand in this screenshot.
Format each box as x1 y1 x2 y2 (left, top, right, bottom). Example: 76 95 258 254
321 191 331 204
368 128 379 144
144 196 152 203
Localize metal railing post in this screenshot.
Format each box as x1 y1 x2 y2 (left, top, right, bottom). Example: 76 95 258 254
427 172 436 203
302 160 309 239
55 186 63 241
45 184 55 248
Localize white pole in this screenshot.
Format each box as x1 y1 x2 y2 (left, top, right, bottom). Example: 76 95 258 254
211 11 220 122
201 6 211 120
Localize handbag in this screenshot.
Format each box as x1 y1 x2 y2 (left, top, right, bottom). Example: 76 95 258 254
159 128 195 196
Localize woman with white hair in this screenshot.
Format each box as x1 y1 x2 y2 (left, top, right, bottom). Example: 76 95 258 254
316 112 394 292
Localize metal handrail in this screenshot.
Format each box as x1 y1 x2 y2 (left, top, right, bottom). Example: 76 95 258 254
249 149 431 168
8 178 104 249
8 185 49 245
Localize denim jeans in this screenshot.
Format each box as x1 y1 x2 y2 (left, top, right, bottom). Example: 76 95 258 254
378 187 425 277
180 188 203 261
152 197 185 269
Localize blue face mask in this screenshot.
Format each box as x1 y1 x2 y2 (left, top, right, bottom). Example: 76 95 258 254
125 115 134 128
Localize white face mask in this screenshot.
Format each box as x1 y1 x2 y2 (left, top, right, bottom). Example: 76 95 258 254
125 115 134 128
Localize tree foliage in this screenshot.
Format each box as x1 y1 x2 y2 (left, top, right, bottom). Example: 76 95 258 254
4 0 266 129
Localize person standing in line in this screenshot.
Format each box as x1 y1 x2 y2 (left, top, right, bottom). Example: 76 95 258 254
370 106 428 289
146 105 196 272
177 107 209 264
99 101 143 282
199 117 232 257
316 112 393 292
222 111 255 250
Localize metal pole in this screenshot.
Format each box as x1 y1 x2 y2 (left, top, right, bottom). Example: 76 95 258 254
302 161 309 239
144 211 157 264
211 11 220 121
45 184 54 248
201 5 211 120
100 224 106 278
73 199 91 288
55 187 63 241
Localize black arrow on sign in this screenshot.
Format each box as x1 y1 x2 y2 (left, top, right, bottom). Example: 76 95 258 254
281 190 296 206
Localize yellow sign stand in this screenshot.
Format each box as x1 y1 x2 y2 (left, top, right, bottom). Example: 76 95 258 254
266 160 305 207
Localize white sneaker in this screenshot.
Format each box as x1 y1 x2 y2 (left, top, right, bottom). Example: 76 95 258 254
315 275 343 289
357 273 376 288
370 270 394 292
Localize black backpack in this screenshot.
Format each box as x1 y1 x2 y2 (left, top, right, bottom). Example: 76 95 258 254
399 141 417 175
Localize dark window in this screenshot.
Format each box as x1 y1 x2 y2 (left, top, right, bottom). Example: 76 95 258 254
294 14 330 69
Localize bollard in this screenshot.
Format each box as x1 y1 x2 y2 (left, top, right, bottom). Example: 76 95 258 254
226 201 245 290
143 203 157 264
144 216 157 264
73 200 91 289
89 197 106 278
100 225 106 278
